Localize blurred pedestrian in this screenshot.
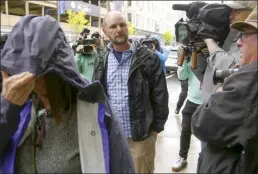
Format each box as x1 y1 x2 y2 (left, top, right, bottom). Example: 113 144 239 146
151 36 169 73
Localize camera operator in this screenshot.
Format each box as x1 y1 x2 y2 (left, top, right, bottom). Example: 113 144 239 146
192 7 258 173
91 32 105 53
201 1 256 103
172 47 204 172
74 30 104 81
151 36 169 73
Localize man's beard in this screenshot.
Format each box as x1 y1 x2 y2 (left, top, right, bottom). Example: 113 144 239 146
112 35 128 44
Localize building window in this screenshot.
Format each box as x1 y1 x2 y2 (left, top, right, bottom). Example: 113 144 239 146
128 0 131 7
91 0 99 6
132 13 135 25
29 3 42 16
60 13 68 23
100 0 107 8
136 1 140 7
8 1 26 16
155 21 159 32
0 1 6 14
91 16 99 27
140 2 144 11
147 2 151 12
147 18 151 29
141 16 144 29
100 17 104 26
127 13 132 22
152 19 154 31
86 15 90 24
136 14 140 28
45 7 57 20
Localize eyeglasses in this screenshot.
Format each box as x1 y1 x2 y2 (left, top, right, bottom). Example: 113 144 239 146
238 31 258 41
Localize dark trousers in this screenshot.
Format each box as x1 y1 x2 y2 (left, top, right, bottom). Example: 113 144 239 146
179 100 199 160
176 79 188 110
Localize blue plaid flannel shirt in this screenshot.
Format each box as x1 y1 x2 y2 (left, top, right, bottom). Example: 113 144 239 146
106 42 136 138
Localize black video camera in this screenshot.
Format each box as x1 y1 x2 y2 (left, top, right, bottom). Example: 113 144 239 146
173 2 231 45
141 39 153 50
75 28 101 54
141 34 153 50
213 69 239 85
173 2 231 69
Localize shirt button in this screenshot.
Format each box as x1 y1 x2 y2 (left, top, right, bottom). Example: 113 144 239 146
91 131 96 136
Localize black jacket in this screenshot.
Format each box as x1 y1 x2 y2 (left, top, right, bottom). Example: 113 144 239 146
93 42 169 141
192 61 258 173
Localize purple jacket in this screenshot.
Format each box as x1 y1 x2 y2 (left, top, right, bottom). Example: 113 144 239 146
0 15 135 174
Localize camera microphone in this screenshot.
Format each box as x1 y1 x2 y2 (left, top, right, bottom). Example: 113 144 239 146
172 4 190 11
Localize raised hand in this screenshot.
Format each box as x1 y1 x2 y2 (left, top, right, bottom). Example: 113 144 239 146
1 71 35 106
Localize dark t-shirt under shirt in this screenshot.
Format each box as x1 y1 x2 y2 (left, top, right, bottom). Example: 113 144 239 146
113 49 123 63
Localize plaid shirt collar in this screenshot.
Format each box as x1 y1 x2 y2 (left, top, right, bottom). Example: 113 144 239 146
107 41 137 54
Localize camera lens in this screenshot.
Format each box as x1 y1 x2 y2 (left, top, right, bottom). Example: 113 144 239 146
84 45 93 53
213 69 239 85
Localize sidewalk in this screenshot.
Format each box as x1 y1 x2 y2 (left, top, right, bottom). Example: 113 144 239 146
154 77 201 173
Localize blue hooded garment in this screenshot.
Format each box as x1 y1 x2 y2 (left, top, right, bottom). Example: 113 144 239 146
0 15 135 174
152 35 169 73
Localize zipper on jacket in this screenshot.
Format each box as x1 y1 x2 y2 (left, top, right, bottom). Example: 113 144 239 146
128 53 150 79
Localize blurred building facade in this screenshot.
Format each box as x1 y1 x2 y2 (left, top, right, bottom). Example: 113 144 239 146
122 1 185 44
1 0 186 44
0 0 109 42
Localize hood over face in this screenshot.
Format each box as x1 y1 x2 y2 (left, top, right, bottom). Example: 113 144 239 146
0 15 104 102
0 16 136 174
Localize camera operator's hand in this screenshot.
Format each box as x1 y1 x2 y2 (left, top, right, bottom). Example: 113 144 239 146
1 71 35 106
216 86 223 92
76 45 84 52
204 38 220 54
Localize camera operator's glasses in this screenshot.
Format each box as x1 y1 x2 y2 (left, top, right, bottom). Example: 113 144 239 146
238 31 258 41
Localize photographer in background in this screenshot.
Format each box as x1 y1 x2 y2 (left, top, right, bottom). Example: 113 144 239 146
75 30 104 81
91 32 105 53
192 7 257 173
201 1 256 103
151 36 169 73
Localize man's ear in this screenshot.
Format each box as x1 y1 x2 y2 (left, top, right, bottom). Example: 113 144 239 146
102 28 106 35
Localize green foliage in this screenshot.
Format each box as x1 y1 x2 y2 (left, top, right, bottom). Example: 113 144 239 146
164 31 173 45
127 21 135 35
66 10 89 33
